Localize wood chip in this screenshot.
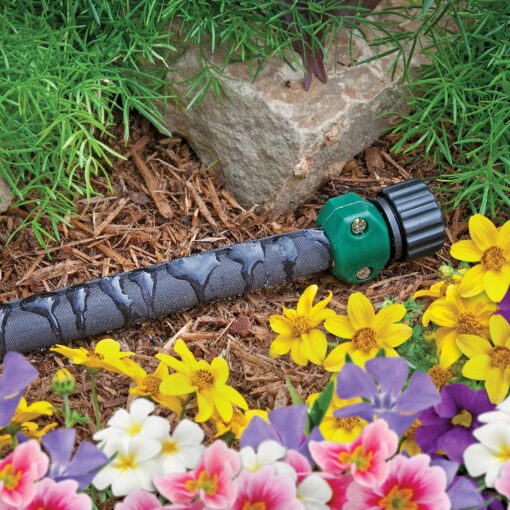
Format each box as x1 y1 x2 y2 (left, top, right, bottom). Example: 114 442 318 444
133 152 173 219
94 197 129 236
381 150 411 179
95 243 134 269
185 181 217 228
365 146 385 172
206 178 233 228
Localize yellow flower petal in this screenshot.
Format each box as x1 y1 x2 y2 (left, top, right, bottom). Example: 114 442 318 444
484 266 510 302
311 291 333 314
269 334 296 358
457 334 492 358
462 355 491 380
174 339 197 367
290 341 309 366
350 348 378 367
470 214 498 250
195 391 214 422
324 315 355 339
213 390 234 422
297 285 318 315
269 315 294 335
489 315 510 347
156 353 189 375
347 293 375 329
486 369 509 404
50 345 88 364
223 385 248 410
323 342 352 372
160 373 195 395
282 306 297 319
425 301 459 327
95 338 130 357
458 264 485 298
498 220 510 253
301 329 327 365
153 394 182 415
376 323 412 348
310 308 336 328
211 357 229 386
450 240 482 262
438 331 462 368
373 304 406 331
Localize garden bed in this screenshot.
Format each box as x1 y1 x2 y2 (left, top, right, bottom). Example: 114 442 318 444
0 111 479 509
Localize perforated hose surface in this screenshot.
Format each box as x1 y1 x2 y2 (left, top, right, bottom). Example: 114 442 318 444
0 229 331 356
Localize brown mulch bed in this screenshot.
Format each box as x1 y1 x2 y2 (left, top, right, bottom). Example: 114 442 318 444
0 112 470 505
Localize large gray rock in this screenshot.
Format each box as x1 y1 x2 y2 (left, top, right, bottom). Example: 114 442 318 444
0 178 11 213
161 25 416 212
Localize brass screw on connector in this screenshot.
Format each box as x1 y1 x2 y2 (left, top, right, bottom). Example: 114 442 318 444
351 218 368 235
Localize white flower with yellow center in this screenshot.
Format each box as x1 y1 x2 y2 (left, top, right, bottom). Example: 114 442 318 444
157 419 205 474
464 421 510 487
94 398 169 446
297 474 333 510
240 440 296 480
92 436 162 496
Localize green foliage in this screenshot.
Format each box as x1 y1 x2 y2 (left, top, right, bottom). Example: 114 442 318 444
390 0 510 216
1 1 173 247
285 375 304 405
306 380 334 433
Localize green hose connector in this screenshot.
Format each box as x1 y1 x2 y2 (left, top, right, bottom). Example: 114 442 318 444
316 193 391 284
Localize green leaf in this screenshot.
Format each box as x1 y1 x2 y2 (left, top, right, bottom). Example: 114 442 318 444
285 375 303 405
307 380 334 431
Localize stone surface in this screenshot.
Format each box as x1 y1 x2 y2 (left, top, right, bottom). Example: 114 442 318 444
0 178 11 213
160 13 420 213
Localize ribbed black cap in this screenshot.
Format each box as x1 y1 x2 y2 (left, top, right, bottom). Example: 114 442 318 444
372 179 445 261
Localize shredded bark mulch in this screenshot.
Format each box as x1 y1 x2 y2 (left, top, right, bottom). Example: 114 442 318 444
0 112 472 506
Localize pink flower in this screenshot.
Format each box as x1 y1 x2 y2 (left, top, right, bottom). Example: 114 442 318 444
21 478 91 510
344 454 450 510
154 440 240 509
309 419 398 487
284 450 311 483
232 465 304 510
0 440 48 507
115 489 201 510
321 473 353 510
495 460 510 498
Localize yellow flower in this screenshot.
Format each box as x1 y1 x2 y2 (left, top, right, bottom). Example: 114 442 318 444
307 391 367 443
0 422 58 449
323 293 412 371
123 359 182 415
214 409 269 439
450 214 510 302
51 338 135 375
268 285 335 366
458 314 510 403
423 286 498 368
51 368 76 396
413 269 466 301
427 365 451 391
157 339 248 423
3 397 54 428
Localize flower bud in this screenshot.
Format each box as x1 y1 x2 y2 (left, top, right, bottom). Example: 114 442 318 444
458 261 470 271
438 264 455 281
423 330 436 343
52 368 75 396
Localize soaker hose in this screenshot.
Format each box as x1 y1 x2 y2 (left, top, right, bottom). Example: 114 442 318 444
0 179 444 356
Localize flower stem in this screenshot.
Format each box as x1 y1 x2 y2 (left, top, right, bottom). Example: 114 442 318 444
90 372 101 431
63 394 72 428
10 434 17 449
180 393 195 420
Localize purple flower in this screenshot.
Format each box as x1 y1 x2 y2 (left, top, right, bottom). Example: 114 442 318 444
333 357 440 436
42 428 109 489
240 405 323 464
0 352 38 427
415 383 494 463
431 457 485 510
497 288 510 323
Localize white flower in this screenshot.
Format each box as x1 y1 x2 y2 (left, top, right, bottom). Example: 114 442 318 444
92 436 162 496
240 440 296 480
158 419 205 474
94 398 169 445
464 421 510 487
478 395 510 424
297 474 333 510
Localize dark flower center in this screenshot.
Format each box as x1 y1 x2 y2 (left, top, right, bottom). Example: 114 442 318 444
353 327 377 353
457 311 482 335
290 315 312 335
143 374 161 395
451 409 473 428
481 246 505 272
192 369 215 390
490 346 510 369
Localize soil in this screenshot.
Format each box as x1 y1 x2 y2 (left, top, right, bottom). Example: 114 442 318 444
0 111 471 508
